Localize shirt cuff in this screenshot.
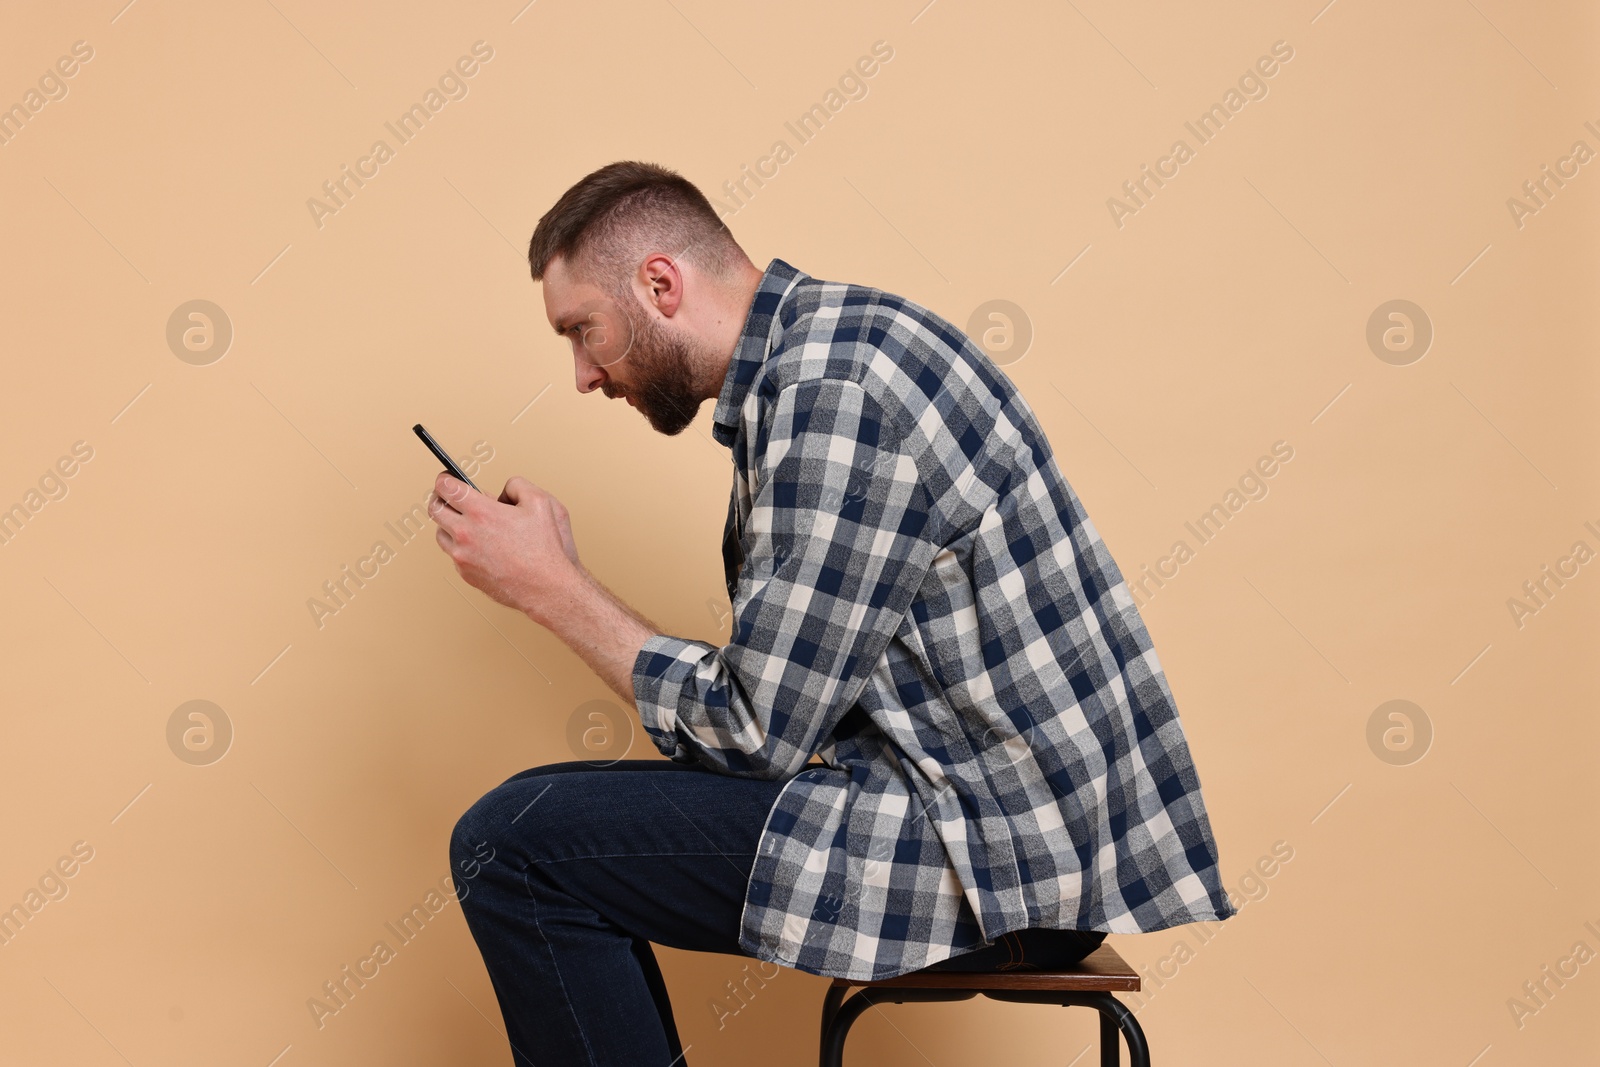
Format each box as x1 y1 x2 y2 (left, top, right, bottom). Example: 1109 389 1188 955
632 633 715 762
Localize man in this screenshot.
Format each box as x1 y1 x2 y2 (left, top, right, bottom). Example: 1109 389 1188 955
436 161 1233 1066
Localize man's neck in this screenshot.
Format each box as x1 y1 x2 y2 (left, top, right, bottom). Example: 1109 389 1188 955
700 260 767 402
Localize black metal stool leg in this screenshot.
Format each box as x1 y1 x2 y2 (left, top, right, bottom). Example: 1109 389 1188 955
819 989 876 1067
820 988 979 1067
1100 1002 1121 1067
981 990 1150 1067
1091 993 1149 1067
820 985 845 1051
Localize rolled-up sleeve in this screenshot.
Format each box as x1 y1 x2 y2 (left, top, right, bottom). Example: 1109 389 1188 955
631 377 936 779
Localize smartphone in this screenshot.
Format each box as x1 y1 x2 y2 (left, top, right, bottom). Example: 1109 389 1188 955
413 423 480 492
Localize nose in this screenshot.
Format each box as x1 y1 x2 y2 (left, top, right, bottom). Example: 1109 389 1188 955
574 352 607 395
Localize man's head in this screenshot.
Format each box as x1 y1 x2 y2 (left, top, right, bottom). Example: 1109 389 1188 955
529 162 761 436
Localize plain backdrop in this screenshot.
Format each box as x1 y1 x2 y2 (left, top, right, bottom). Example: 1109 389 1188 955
0 1 1594 1064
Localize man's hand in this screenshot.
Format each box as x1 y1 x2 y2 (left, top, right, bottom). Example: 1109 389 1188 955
429 473 583 622
428 472 663 710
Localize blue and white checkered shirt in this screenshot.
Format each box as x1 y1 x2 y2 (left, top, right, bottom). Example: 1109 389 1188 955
631 258 1235 981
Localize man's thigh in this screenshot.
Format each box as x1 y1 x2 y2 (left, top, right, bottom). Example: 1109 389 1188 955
452 759 792 956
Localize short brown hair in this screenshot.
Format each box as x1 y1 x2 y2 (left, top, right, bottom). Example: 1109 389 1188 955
527 161 743 290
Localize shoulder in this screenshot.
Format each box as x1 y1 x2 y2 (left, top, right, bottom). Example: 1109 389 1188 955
758 274 1007 446
750 272 1060 534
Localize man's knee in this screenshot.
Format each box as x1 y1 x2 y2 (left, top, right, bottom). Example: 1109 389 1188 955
447 761 590 875
449 794 495 902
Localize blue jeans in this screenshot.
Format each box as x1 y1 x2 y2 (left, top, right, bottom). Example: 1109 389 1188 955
450 759 1106 1066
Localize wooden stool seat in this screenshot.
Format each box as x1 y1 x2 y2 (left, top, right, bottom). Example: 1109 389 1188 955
819 943 1149 1066
829 943 1141 991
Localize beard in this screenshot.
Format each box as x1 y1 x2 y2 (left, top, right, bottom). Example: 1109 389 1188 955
616 302 708 436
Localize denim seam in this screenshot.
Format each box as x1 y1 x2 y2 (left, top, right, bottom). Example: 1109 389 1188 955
521 864 600 1067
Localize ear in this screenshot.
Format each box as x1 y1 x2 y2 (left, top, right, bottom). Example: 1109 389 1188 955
639 253 684 318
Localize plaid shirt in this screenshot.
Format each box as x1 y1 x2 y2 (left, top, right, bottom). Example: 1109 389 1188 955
631 259 1235 981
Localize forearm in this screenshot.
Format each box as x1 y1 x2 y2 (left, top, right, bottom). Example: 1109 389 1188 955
529 564 660 710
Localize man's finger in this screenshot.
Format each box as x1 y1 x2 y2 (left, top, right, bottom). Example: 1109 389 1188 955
434 473 480 514
428 491 463 532
500 476 540 507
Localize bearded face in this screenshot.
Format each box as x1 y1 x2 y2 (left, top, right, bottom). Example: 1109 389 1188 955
608 299 709 437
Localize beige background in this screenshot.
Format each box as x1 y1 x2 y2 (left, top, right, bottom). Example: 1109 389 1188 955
1 0 1595 1063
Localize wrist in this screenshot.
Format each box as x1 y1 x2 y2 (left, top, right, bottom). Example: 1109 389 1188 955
524 560 593 628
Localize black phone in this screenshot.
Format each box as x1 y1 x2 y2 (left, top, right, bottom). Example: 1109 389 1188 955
413 423 480 492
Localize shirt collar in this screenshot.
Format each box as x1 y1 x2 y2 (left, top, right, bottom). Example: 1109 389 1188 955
710 258 804 448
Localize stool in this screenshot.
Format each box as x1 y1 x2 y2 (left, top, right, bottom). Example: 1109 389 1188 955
818 942 1149 1066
